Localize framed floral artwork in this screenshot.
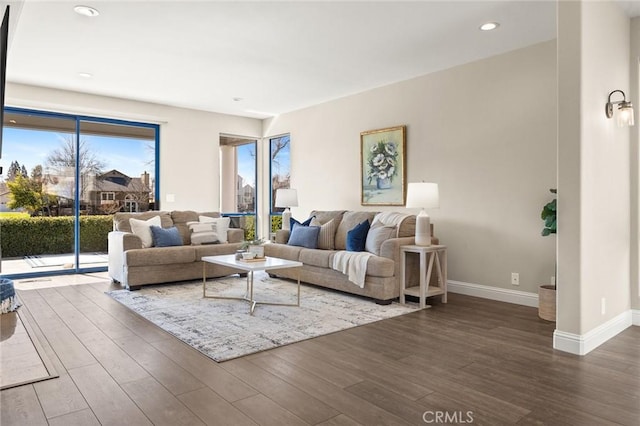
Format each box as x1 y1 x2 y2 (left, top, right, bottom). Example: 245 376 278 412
360 125 406 206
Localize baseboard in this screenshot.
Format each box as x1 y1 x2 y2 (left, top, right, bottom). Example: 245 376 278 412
633 309 640 326
553 310 633 355
447 280 538 308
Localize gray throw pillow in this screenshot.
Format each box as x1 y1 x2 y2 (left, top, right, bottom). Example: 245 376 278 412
365 224 397 256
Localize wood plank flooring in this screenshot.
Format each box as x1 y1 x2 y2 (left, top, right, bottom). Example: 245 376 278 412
1 275 638 425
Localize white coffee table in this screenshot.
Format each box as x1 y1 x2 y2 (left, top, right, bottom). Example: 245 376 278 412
202 254 303 315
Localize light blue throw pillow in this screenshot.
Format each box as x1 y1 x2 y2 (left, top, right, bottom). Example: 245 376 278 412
346 220 370 252
150 226 183 247
287 224 320 249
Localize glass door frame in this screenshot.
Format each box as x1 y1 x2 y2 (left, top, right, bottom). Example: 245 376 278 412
1 106 160 279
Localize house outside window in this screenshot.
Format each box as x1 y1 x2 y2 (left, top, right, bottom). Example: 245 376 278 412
100 192 115 203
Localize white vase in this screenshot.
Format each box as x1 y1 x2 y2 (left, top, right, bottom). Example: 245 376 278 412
376 177 391 189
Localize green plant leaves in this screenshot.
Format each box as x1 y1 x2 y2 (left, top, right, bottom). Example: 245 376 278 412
541 190 557 236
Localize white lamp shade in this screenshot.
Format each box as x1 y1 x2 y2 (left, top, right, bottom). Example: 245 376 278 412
617 105 635 127
275 188 298 208
406 183 439 209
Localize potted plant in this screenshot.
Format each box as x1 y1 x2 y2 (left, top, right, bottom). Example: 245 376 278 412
241 238 266 258
539 188 556 321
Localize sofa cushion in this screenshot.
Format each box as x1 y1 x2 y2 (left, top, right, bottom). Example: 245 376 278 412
309 210 346 227
129 216 162 248
299 248 335 268
346 220 370 252
263 243 304 261
125 246 196 267
288 225 320 249
335 211 377 250
310 217 338 250
365 224 396 256
150 226 183 247
194 243 241 260
114 211 172 233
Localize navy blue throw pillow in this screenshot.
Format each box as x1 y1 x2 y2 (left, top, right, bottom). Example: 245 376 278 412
290 216 314 230
346 220 371 252
287 224 321 249
150 226 183 247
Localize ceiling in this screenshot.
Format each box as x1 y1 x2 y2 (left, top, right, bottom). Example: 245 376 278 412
1 1 638 119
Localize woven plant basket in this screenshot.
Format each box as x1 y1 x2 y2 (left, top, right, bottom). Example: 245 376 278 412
538 285 556 322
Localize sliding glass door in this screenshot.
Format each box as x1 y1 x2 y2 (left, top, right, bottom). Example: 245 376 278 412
0 108 158 277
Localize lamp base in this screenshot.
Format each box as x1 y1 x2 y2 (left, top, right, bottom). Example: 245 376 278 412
414 209 431 246
282 208 291 231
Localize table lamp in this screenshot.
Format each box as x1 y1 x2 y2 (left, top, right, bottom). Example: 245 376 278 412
406 182 439 246
275 188 298 231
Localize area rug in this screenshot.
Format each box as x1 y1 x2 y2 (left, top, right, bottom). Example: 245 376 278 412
1 303 59 390
106 272 418 362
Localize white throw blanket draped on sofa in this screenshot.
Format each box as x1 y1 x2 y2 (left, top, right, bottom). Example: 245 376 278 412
332 251 374 288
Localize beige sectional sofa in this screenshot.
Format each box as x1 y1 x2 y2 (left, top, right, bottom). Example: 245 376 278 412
108 210 244 290
264 210 437 304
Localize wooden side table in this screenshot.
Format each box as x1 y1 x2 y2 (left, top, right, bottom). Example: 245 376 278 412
400 244 447 309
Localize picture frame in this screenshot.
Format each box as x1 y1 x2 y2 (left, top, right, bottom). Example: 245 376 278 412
360 125 406 206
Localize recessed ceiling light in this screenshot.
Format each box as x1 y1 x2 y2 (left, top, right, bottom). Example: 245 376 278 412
78 72 93 78
233 97 243 102
479 22 500 31
74 5 100 17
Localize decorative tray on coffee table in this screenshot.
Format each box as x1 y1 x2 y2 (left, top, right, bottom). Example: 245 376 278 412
239 257 267 263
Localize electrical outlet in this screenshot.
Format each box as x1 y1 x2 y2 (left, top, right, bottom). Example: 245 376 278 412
601 298 606 315
511 272 519 286
551 276 556 286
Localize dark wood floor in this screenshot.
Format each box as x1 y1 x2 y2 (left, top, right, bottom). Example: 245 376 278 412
1 276 638 426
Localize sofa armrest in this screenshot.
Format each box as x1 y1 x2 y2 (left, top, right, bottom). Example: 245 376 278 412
108 231 143 283
275 229 290 244
227 228 244 243
379 237 415 261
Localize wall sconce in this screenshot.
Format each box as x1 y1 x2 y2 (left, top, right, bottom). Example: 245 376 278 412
605 90 634 127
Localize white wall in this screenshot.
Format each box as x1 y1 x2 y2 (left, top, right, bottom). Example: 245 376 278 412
5 83 263 212
265 41 557 295
557 1 631 343
631 17 640 313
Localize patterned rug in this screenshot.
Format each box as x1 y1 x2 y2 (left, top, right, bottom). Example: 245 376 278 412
106 272 418 362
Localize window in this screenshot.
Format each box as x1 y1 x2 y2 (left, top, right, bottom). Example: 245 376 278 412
1 107 159 277
269 134 291 232
219 135 257 239
101 192 115 202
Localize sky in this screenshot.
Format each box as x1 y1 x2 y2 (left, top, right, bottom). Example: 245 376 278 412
2 126 291 191
1 127 155 180
235 138 291 188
